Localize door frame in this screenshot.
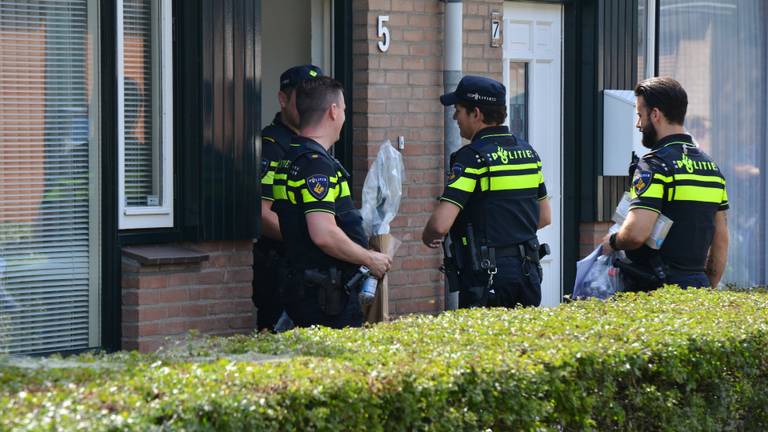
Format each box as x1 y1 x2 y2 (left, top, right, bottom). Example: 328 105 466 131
505 0 583 297
503 1 564 305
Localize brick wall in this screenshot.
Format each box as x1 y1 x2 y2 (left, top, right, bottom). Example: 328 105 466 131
352 0 503 317
579 222 613 259
463 0 503 81
121 241 254 352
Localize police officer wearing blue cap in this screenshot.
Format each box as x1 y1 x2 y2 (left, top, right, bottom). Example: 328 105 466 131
254 64 322 331
422 75 552 308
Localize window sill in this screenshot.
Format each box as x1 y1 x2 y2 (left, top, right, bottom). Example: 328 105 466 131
121 244 209 266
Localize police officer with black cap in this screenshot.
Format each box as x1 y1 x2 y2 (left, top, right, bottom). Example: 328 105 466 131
601 77 729 291
422 75 551 308
272 76 392 328
254 64 322 331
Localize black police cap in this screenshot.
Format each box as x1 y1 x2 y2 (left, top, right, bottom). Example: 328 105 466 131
280 64 323 90
440 75 506 106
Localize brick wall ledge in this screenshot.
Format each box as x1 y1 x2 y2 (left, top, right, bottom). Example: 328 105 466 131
122 244 210 266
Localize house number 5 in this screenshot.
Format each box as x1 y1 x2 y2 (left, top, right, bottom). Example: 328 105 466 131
377 16 390 52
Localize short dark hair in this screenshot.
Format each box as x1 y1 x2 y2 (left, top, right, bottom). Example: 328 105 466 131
280 86 295 97
456 101 507 125
634 77 688 125
295 76 344 129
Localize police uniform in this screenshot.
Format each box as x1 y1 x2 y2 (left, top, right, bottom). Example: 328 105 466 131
253 64 322 331
253 112 294 331
271 136 366 328
441 126 548 308
622 133 729 291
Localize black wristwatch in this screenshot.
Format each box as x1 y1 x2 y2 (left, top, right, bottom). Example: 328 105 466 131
609 233 619 251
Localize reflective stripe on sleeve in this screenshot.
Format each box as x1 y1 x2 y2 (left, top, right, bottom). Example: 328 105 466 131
447 176 477 193
261 171 275 186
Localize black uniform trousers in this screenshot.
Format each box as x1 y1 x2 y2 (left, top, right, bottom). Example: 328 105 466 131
283 270 363 329
622 269 710 292
459 255 542 308
252 240 285 331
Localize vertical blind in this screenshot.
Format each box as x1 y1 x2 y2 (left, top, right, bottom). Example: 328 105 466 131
123 0 155 208
0 0 94 353
659 0 767 287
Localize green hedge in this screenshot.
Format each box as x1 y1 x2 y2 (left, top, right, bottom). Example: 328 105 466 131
2 287 768 431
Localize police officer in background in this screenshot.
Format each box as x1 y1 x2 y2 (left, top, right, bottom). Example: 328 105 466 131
254 64 322 331
422 75 551 308
272 76 392 328
602 77 729 290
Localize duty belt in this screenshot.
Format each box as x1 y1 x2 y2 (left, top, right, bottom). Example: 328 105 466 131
492 246 523 258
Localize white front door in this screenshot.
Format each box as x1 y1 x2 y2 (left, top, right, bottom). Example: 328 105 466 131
503 2 563 307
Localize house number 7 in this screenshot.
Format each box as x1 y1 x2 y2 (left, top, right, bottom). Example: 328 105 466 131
377 15 390 52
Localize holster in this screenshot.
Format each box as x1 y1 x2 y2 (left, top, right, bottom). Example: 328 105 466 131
303 267 347 316
612 255 668 292
441 255 462 293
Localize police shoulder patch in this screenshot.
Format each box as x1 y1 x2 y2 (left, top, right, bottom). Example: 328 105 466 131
260 158 270 178
306 174 330 200
633 170 654 196
446 163 464 185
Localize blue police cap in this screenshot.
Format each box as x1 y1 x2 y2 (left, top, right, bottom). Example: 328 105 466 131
440 75 506 106
280 64 323 90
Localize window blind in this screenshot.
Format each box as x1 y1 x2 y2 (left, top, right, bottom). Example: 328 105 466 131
123 0 155 208
659 0 767 287
0 0 94 354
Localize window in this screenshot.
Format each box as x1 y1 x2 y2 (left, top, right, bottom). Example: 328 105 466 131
0 0 100 354
637 0 654 79
508 62 528 141
118 0 173 229
657 0 768 286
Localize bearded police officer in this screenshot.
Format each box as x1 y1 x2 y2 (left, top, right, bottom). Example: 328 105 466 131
602 77 729 291
254 64 322 331
422 75 552 308
272 76 392 328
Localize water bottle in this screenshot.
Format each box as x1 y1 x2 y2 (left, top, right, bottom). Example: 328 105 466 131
358 276 378 305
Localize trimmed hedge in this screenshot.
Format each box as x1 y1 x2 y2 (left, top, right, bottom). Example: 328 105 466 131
2 287 768 431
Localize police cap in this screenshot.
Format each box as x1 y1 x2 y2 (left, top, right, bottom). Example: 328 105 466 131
280 64 323 91
440 75 506 106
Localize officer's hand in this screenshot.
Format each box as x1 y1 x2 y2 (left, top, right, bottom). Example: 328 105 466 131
367 251 392 278
425 238 443 249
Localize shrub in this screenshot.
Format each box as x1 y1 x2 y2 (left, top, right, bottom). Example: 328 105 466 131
1 287 768 431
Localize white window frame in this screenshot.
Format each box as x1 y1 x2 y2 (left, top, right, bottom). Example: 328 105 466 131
89 0 103 348
117 0 174 229
645 0 657 79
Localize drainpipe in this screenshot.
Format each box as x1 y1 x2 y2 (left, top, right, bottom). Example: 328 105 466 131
443 0 462 311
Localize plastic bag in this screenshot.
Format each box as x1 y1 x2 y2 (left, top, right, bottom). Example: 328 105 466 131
573 248 625 300
361 140 405 237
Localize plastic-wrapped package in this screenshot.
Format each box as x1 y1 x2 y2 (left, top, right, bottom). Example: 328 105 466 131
361 140 405 237
612 192 673 249
360 141 404 323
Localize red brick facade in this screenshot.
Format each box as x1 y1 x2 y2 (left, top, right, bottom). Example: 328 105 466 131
351 0 503 317
579 222 614 258
117 0 509 351
121 241 254 352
